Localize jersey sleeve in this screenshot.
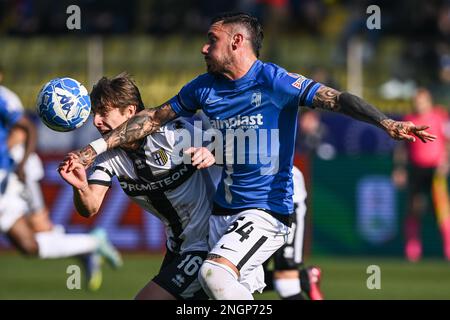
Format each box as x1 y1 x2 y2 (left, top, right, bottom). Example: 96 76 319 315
272 68 322 109
168 74 212 117
87 153 115 187
0 95 23 130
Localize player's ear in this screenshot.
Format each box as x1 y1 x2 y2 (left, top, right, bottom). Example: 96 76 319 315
126 105 137 118
231 33 244 50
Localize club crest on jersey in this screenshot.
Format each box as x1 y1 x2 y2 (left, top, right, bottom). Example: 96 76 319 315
291 75 306 90
152 148 169 166
251 91 262 108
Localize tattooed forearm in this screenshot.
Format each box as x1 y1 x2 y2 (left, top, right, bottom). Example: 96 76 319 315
312 86 388 128
379 119 409 138
312 86 341 111
74 103 177 168
76 145 97 167
103 103 177 149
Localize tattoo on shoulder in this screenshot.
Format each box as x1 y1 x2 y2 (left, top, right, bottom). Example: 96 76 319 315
103 103 176 149
312 86 341 111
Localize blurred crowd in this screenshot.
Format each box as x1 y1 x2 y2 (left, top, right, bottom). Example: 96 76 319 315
1 0 449 93
0 0 324 35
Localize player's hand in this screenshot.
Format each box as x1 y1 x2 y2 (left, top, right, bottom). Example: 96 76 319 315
185 147 216 169
58 157 88 190
61 152 83 172
381 119 437 143
65 145 98 169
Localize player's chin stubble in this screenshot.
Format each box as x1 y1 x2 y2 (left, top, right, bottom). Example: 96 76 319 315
206 61 218 74
206 58 230 76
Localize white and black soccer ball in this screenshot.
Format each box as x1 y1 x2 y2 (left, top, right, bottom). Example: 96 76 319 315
36 77 91 132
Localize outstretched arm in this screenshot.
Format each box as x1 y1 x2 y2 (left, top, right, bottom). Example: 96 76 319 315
311 86 437 143
76 102 177 168
58 155 109 218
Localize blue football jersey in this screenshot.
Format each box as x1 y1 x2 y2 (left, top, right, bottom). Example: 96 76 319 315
169 60 321 215
0 86 23 172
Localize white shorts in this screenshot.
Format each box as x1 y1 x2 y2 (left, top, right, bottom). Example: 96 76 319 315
9 147 45 211
24 179 45 212
0 171 29 233
208 209 290 293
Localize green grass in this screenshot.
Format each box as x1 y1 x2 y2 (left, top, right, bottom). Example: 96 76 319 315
0 252 449 300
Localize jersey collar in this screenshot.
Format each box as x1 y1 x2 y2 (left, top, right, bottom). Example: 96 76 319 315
218 60 262 89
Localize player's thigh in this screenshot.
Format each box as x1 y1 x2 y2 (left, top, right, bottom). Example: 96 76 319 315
135 280 176 300
28 208 53 232
209 209 289 276
150 250 209 300
7 216 38 255
408 167 432 213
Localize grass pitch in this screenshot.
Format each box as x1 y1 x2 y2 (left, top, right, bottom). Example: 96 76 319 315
0 251 449 300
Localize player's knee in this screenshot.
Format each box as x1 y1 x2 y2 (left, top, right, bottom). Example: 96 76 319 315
18 238 39 257
198 260 213 291
198 260 238 300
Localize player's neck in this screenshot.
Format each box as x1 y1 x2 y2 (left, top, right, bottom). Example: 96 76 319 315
221 56 257 81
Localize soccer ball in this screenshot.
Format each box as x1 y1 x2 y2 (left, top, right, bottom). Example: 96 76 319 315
36 77 91 132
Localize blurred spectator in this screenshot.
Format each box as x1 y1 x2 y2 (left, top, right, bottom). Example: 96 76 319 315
298 110 325 154
297 109 335 160
380 1 450 100
392 88 450 262
310 66 340 91
296 67 336 160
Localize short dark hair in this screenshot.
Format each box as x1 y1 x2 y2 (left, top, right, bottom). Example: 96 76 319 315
211 12 264 58
90 72 144 115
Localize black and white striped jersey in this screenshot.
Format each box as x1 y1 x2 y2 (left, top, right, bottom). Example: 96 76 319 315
88 118 216 253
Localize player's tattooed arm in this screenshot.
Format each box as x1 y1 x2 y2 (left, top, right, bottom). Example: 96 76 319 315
312 86 388 125
312 85 437 143
311 85 341 112
76 103 178 167
76 145 98 169
102 102 177 149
